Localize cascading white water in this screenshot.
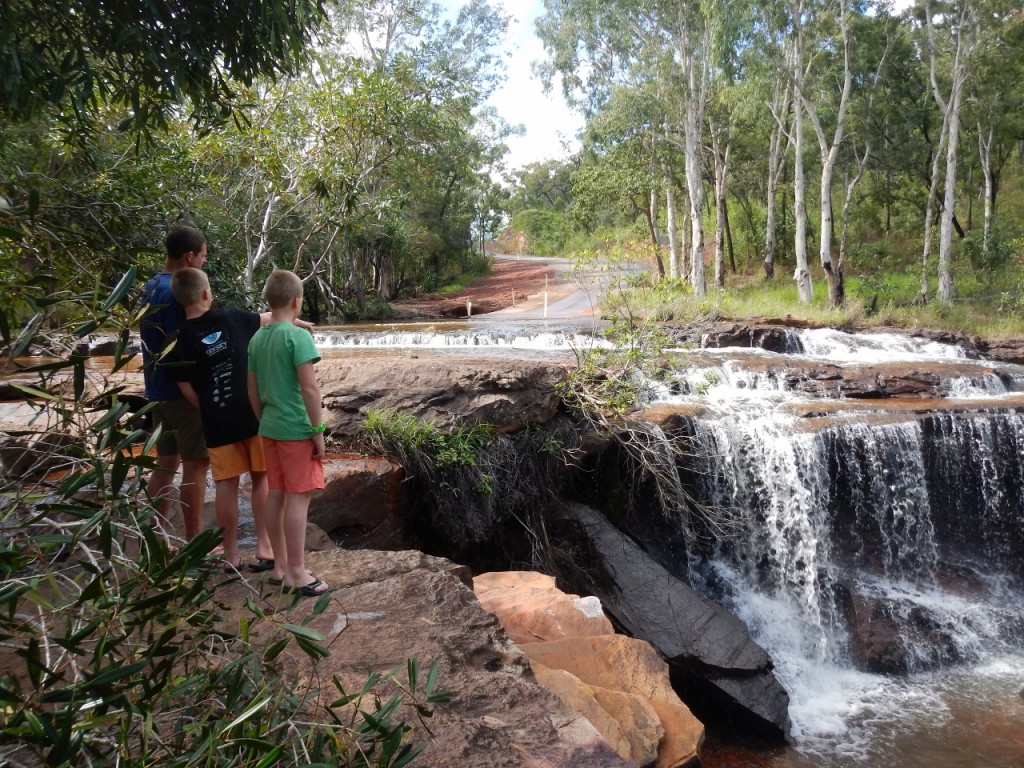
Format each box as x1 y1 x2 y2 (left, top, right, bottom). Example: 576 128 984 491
653 334 1024 764
313 326 613 351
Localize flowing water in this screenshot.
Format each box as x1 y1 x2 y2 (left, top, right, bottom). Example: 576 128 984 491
8 320 1024 766
311 321 1024 767
645 328 1024 767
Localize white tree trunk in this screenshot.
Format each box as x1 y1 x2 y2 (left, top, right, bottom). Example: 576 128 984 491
765 80 791 281
978 122 995 259
798 2 853 308
937 80 963 304
793 87 812 302
711 125 732 288
665 171 681 280
929 1 973 305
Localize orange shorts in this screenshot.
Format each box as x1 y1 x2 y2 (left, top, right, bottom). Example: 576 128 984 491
208 436 266 482
261 436 324 494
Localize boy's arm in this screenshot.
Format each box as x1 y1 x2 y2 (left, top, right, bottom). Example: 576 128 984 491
258 311 314 334
247 371 263 421
297 360 325 458
177 381 201 409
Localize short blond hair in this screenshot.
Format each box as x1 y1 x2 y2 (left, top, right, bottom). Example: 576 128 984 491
171 267 210 307
262 269 303 309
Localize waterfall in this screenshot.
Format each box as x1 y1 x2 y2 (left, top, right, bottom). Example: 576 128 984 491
679 405 1024 757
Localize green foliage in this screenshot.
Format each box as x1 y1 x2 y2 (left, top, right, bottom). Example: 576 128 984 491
961 228 1016 284
0 271 444 767
508 209 573 256
0 0 325 135
359 411 573 555
362 410 493 471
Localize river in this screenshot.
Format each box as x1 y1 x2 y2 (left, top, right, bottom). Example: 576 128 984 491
4 315 1024 767
311 320 1024 768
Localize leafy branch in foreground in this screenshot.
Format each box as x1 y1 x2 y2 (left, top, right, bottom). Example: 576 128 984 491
0 266 443 767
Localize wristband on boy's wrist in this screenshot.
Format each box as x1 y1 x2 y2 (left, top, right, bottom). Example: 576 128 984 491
311 422 326 434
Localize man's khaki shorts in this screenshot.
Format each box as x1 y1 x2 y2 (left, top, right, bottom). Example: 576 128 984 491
153 399 207 461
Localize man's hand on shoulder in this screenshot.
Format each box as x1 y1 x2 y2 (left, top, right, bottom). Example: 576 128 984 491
295 318 315 334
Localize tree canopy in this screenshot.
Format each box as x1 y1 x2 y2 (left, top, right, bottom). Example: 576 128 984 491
0 0 327 134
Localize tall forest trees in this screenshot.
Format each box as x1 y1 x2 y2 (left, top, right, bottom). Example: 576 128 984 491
536 0 1024 308
0 0 514 327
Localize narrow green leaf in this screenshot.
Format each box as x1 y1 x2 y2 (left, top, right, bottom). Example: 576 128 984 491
282 623 325 642
88 659 147 688
219 695 271 735
103 267 137 312
72 320 100 338
10 383 58 402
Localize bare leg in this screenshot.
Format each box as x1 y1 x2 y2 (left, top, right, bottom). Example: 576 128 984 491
214 475 241 568
179 458 210 540
282 491 327 592
266 487 288 583
249 471 274 561
147 454 180 539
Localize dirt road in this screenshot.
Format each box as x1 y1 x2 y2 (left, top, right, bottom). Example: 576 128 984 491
390 255 595 320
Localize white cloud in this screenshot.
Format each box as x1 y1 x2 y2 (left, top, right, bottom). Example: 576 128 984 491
441 0 584 171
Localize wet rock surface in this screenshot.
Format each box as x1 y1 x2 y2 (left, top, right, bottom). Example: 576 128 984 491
551 503 791 743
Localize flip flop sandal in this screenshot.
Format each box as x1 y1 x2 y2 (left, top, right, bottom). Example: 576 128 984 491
286 578 331 597
248 559 275 572
267 577 284 586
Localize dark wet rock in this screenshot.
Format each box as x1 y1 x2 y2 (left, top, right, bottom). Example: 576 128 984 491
552 502 791 743
843 586 962 675
309 455 422 551
977 337 1024 366
0 431 83 479
665 322 806 354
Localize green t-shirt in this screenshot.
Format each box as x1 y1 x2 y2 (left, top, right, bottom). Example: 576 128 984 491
247 322 321 441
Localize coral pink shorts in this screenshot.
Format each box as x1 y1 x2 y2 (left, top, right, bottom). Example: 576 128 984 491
260 436 325 493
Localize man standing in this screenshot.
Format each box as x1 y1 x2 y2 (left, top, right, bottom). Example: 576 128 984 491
140 224 211 541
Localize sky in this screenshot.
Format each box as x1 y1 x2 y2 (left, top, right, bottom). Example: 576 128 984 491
440 0 584 172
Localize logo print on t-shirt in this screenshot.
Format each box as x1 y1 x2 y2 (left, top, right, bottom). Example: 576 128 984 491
201 331 223 346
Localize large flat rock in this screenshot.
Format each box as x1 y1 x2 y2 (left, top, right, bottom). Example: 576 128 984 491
217 547 633 768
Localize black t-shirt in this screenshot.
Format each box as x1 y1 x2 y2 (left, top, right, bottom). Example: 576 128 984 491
169 306 261 448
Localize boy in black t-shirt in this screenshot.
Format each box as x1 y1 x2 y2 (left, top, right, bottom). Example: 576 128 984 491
168 268 300 571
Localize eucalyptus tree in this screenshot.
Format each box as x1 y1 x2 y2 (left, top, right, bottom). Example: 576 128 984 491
831 7 898 281
965 5 1024 266
570 95 669 273
537 0 719 295
913 0 983 304
759 0 859 305
730 20 793 280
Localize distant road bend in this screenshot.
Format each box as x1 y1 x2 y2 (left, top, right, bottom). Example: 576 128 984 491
487 254 613 321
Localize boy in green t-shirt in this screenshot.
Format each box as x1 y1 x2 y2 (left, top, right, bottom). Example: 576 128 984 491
247 270 330 597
